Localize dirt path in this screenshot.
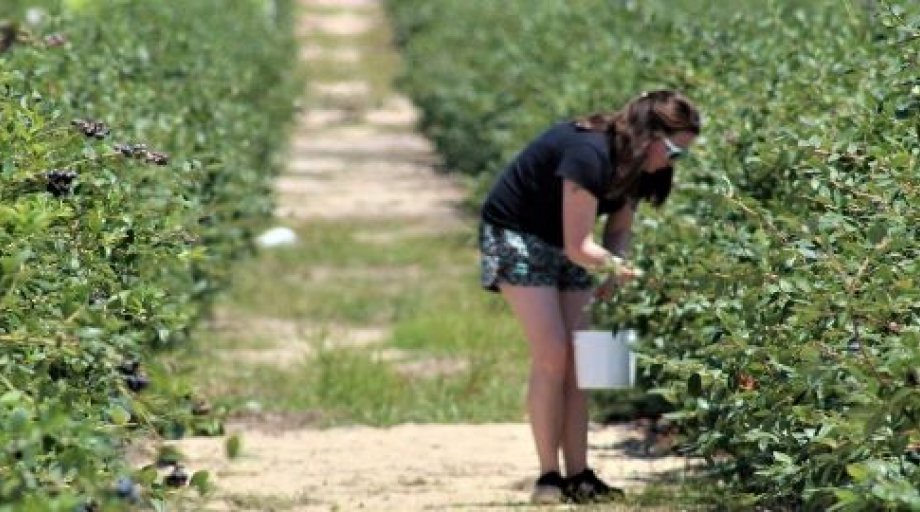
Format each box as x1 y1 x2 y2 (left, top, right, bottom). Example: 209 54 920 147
175 423 689 511
167 1 694 510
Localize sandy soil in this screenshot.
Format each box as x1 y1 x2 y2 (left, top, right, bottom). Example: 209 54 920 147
169 422 691 512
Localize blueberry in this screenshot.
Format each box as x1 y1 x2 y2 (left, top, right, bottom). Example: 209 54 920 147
192 400 211 416
131 144 149 158
118 360 140 375
115 476 140 501
73 500 100 512
165 465 189 487
44 33 67 47
907 447 920 465
145 151 169 166
125 374 150 392
71 119 108 138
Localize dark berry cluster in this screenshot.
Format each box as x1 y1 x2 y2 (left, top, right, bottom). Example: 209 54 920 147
75 500 100 512
0 23 19 54
191 398 212 416
71 119 110 139
164 464 189 488
907 446 920 465
44 168 77 197
146 150 169 166
113 143 170 166
118 360 150 392
44 33 66 47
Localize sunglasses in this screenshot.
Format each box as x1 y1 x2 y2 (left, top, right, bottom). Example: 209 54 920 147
662 136 687 161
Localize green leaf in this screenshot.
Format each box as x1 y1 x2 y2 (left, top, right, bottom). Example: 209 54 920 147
190 470 211 496
867 222 887 245
135 465 159 486
828 489 862 511
109 405 131 426
846 462 868 482
773 451 794 465
226 434 242 459
0 391 23 405
151 498 169 512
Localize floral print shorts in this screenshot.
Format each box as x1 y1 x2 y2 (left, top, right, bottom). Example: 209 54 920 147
478 222 594 293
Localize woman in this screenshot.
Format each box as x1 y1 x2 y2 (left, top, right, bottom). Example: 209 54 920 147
479 90 701 504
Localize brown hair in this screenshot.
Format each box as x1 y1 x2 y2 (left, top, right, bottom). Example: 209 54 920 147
573 90 701 209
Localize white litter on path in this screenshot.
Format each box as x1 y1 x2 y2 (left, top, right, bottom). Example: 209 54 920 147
255 226 299 248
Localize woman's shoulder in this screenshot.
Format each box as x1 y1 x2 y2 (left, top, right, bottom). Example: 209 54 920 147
542 120 606 149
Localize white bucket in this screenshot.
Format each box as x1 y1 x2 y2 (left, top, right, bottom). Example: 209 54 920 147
573 330 636 389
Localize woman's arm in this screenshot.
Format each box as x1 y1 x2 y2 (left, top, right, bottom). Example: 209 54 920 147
602 202 634 258
561 179 613 270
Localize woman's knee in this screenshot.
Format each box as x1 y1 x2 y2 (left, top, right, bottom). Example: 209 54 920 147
530 341 569 381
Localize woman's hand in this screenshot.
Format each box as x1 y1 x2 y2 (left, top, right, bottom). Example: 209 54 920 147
597 254 644 278
592 254 643 300
594 266 641 299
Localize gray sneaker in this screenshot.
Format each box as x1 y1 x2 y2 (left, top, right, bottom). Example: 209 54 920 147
531 470 565 505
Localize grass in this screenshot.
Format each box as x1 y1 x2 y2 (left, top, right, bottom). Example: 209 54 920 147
225 219 478 321
174 216 529 425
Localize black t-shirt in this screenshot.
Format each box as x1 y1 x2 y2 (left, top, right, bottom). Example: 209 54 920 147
481 121 624 248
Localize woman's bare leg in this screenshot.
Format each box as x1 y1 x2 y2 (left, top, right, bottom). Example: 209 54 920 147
559 290 593 476
499 284 569 475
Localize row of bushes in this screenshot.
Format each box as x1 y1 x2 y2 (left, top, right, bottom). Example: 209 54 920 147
0 0 298 509
386 1 920 509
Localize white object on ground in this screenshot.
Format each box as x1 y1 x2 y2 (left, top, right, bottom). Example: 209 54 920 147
255 226 299 248
26 8 47 25
574 329 636 389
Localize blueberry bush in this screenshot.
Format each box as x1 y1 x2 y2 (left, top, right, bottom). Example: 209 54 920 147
0 0 298 509
386 1 920 508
